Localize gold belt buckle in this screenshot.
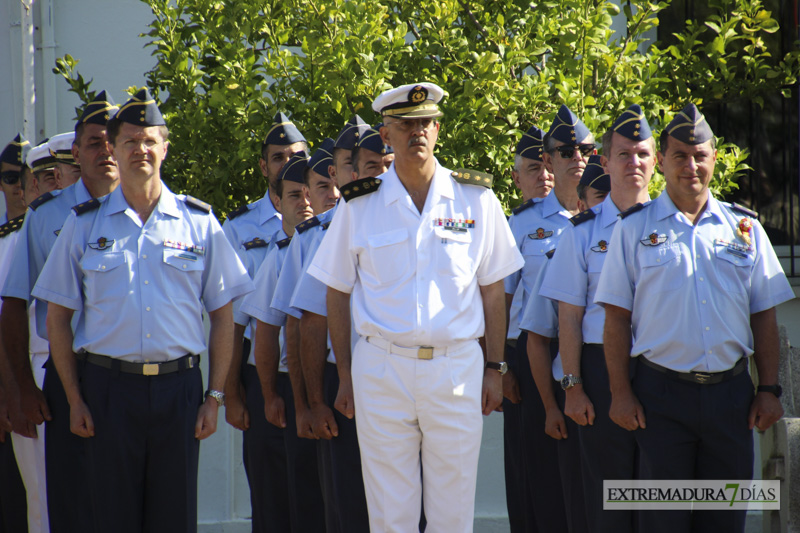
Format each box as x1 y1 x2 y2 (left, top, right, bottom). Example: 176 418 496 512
142 363 160 376
418 346 434 360
694 372 710 384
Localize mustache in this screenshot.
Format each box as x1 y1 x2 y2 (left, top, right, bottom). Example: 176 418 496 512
409 137 427 148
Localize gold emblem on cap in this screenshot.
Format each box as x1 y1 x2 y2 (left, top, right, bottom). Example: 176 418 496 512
409 85 428 104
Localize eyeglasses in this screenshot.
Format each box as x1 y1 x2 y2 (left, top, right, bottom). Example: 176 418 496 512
385 118 435 133
554 144 595 159
0 171 21 185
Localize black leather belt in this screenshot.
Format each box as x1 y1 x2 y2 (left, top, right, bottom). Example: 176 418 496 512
638 356 747 385
77 352 199 376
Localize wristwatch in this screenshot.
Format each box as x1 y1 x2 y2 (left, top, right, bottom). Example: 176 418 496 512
485 361 508 375
205 389 225 406
560 374 583 391
757 384 782 398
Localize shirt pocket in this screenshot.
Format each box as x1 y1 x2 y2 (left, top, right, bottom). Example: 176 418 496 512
81 252 128 306
637 245 686 292
367 228 410 284
162 248 205 298
433 227 475 279
714 244 754 294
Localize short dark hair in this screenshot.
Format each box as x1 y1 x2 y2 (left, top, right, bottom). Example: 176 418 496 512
659 132 716 154
576 182 589 202
106 117 169 145
19 167 32 191
351 147 363 176
543 132 557 153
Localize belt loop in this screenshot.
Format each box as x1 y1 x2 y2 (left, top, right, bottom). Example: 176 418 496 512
110 358 121 378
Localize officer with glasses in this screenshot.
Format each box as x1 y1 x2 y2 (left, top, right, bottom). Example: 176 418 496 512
503 104 595 530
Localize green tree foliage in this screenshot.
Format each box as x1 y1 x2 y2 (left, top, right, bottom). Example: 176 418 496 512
54 0 798 214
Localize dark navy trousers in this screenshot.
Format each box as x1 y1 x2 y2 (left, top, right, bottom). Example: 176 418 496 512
554 385 589 533
43 356 94 533
632 358 754 533
0 433 27 533
578 344 638 533
502 341 527 533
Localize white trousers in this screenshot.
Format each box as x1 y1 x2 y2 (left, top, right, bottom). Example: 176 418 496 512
11 352 49 533
352 337 484 533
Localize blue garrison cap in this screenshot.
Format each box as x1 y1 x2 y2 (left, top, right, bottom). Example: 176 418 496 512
356 127 390 155
278 151 309 184
307 138 334 179
664 103 714 145
0 134 30 166
610 104 652 141
76 90 118 132
516 125 546 161
116 88 165 127
334 115 370 150
262 112 307 148
547 104 592 145
579 155 610 192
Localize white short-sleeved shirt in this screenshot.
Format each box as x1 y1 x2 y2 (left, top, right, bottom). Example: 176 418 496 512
32 184 253 362
540 195 622 344
239 229 291 371
594 192 794 372
504 192 572 319
308 160 524 347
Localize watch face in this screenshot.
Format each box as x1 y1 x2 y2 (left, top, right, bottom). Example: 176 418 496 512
560 376 570 390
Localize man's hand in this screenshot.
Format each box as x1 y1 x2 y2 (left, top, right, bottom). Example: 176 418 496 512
565 387 595 426
7 392 39 438
309 403 338 440
70 398 95 438
334 376 355 420
502 370 521 404
544 405 568 440
264 392 287 429
194 399 219 440
749 392 784 432
482 370 503 415
295 405 316 440
609 389 646 431
224 385 249 431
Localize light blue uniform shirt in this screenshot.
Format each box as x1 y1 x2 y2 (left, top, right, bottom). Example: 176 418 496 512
2 180 94 339
594 192 794 373
519 256 563 381
271 206 337 320
223 196 282 347
540 195 622 344
504 192 572 321
239 229 290 371
32 184 253 362
222 196 282 252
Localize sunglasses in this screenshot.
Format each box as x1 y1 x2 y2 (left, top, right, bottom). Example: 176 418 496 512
0 171 21 185
555 144 595 159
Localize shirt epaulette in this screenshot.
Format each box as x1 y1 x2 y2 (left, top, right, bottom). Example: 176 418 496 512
72 198 101 216
29 191 56 211
0 214 25 238
619 202 648 220
182 195 212 213
545 248 556 260
570 208 596 226
340 177 382 202
730 202 758 218
276 237 292 249
243 237 268 250
296 216 321 234
512 198 534 215
451 168 493 188
227 203 249 220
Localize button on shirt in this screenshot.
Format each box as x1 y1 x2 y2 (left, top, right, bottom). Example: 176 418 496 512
504 192 573 315
307 161 524 347
32 185 253 362
594 193 794 373
540 195 622 344
3 180 93 341
239 229 290 372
